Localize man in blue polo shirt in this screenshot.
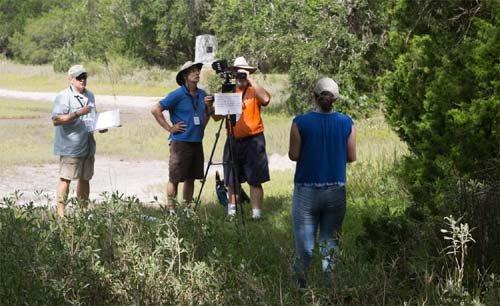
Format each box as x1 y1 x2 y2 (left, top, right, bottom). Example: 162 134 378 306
151 61 214 213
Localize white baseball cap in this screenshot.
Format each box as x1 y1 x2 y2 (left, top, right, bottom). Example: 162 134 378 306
314 77 339 99
232 56 257 74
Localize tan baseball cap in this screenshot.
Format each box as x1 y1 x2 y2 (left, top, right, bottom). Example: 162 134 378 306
68 65 87 78
314 77 339 99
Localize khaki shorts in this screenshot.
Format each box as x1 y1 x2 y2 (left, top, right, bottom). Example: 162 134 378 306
59 155 95 181
169 141 204 183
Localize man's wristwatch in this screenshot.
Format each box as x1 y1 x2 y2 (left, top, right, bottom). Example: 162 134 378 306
72 111 79 119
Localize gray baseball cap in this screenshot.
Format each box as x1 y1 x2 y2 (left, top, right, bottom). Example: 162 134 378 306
68 65 87 78
314 77 339 99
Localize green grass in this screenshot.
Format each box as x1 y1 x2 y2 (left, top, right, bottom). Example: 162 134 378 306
98 111 404 165
2 155 470 304
354 113 407 162
0 60 290 105
0 98 293 169
0 60 175 96
1 164 411 305
0 122 54 167
0 99 403 173
0 72 179 97
0 98 52 119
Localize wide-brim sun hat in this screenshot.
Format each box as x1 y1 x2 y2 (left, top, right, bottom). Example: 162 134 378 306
68 64 87 78
314 77 340 99
176 61 203 86
231 56 257 74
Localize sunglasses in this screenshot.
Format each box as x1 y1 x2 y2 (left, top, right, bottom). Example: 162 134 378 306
75 74 87 81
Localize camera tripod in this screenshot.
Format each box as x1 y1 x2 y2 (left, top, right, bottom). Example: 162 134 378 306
194 85 246 225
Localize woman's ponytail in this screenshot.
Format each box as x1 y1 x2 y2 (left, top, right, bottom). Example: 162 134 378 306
315 94 335 112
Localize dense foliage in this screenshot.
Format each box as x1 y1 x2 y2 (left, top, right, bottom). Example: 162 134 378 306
208 0 388 116
382 0 499 271
383 0 499 184
0 0 385 117
2 161 498 304
1 0 212 67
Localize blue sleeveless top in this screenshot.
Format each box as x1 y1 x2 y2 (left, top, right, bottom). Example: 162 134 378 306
293 112 353 184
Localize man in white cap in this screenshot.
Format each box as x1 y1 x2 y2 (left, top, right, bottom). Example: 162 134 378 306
223 56 271 220
151 61 214 214
51 64 105 217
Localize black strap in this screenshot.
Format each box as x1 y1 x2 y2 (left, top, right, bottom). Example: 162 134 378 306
69 86 85 107
184 85 198 111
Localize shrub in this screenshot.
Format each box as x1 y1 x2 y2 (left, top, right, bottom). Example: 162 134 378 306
207 0 384 117
0 191 295 304
382 0 500 272
52 44 81 73
8 8 76 65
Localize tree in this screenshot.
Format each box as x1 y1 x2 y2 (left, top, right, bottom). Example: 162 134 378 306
382 0 499 270
8 7 77 64
208 0 388 116
152 0 213 66
0 0 71 56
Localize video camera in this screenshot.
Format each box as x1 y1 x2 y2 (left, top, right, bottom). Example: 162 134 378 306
212 59 246 93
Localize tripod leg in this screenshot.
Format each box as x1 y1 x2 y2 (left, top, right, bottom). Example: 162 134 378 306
226 120 245 226
194 118 225 210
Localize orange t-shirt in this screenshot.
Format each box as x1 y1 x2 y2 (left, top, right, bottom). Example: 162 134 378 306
232 86 264 138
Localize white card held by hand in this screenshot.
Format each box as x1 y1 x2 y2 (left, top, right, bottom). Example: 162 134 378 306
214 93 242 115
93 109 121 131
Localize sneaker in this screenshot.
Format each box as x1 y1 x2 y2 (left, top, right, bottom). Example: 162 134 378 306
227 204 236 217
251 208 262 220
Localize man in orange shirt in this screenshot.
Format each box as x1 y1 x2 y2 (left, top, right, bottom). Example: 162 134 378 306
223 57 271 219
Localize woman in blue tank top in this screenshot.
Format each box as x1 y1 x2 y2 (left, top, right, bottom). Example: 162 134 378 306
288 77 357 289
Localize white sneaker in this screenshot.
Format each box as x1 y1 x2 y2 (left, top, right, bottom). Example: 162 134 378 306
227 203 236 216
252 208 262 220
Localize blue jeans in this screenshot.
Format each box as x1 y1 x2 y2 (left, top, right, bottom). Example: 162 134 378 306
292 184 346 279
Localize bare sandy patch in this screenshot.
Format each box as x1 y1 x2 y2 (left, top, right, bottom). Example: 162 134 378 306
1 154 295 205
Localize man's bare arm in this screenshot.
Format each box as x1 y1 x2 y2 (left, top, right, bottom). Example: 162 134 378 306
248 77 271 106
151 102 186 133
52 105 91 126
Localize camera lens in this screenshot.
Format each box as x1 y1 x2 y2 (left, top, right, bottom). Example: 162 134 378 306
212 59 228 73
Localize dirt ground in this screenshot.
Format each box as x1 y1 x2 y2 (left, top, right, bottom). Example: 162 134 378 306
0 154 294 204
0 88 160 108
